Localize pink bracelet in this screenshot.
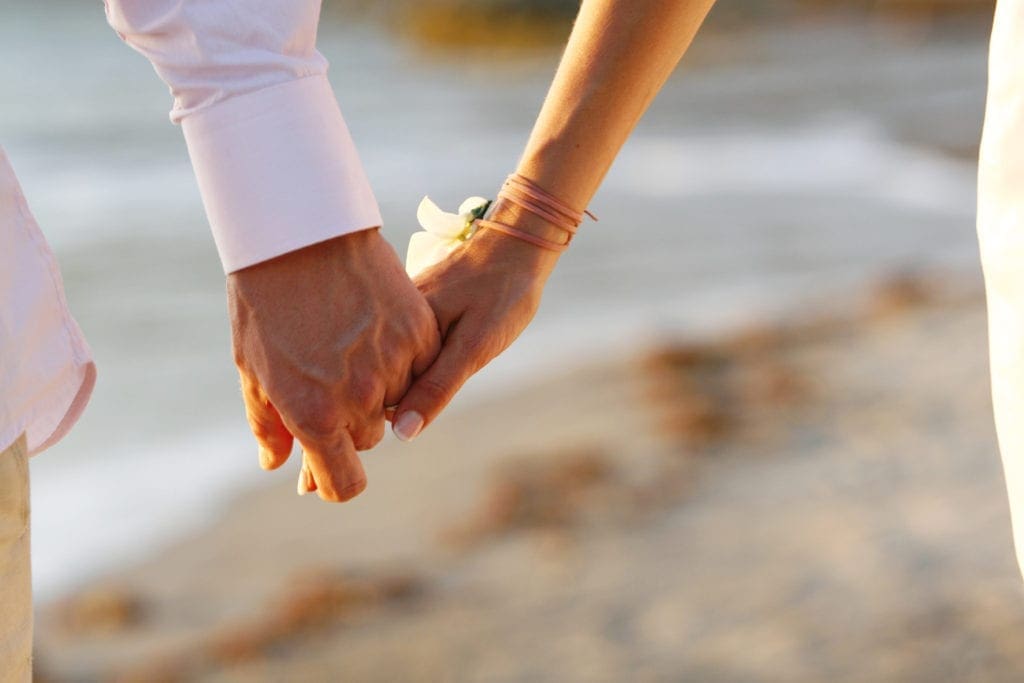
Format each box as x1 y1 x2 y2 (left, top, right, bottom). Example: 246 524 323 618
474 173 597 252
501 174 597 230
474 218 571 253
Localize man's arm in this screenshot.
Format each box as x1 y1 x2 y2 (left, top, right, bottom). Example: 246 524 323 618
106 0 440 500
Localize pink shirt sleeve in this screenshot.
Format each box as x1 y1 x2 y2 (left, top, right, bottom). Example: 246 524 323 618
104 1 382 273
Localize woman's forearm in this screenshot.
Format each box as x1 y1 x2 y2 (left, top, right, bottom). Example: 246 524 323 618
517 0 716 212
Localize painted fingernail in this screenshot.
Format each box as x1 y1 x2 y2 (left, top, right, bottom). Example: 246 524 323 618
393 411 424 442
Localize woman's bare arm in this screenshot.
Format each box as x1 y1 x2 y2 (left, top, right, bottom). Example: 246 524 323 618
392 0 716 441
521 0 716 210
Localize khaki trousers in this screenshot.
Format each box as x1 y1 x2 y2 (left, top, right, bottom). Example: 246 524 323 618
0 436 30 682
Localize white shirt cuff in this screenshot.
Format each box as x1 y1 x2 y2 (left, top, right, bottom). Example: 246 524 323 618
181 74 382 273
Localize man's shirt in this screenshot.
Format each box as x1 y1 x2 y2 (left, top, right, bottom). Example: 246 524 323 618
0 0 381 454
0 151 95 455
105 0 382 273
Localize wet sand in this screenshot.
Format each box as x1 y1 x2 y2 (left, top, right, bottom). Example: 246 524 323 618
33 271 1024 682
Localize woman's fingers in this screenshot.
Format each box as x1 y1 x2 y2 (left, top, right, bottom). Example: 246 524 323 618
392 319 491 442
240 373 294 470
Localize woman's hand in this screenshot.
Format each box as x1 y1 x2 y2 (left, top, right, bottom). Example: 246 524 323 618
391 221 561 441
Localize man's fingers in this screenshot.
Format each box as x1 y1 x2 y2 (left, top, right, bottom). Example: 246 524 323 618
240 374 294 470
383 314 442 425
299 430 367 503
411 312 444 378
350 415 386 452
392 324 485 442
297 453 318 495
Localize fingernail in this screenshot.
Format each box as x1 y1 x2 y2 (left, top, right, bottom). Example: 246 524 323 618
393 411 424 442
297 468 310 496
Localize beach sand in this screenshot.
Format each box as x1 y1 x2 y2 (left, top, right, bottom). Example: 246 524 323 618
34 271 1024 682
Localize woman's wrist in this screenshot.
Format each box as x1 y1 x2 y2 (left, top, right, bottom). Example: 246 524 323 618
484 196 573 248
470 209 562 282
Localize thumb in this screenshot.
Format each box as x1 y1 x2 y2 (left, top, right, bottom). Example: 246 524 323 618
392 324 486 442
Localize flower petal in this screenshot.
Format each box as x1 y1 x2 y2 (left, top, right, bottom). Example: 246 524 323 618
406 231 458 277
417 196 466 238
458 196 490 216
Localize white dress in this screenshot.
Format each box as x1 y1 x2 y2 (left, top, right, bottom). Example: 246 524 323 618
979 0 1024 575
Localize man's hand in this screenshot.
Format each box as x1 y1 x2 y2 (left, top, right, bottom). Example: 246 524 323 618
228 229 440 502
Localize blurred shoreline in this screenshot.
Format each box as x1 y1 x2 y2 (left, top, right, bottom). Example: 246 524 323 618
36 268 1024 682
321 0 995 51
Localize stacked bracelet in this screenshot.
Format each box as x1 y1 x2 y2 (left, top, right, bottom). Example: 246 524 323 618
474 173 597 253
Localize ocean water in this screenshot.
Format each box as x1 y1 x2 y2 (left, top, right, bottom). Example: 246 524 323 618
0 4 989 598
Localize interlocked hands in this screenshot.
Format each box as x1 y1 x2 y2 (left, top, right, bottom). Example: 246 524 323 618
229 224 556 502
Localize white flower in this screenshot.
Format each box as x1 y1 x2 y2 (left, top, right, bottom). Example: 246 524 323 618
406 195 490 276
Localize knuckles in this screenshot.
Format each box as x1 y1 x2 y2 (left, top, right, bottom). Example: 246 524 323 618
287 391 345 445
351 419 386 451
347 371 384 415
